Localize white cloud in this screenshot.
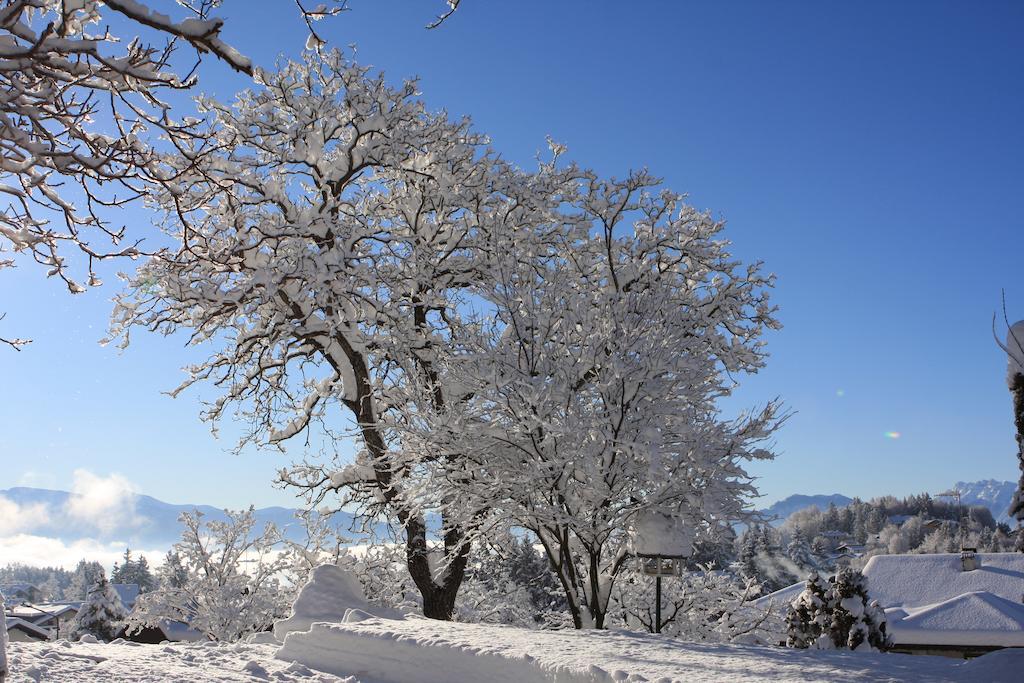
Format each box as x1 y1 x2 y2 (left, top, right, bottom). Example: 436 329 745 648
63 469 141 534
0 534 167 572
0 496 49 535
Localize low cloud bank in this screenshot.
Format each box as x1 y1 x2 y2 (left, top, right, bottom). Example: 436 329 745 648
0 533 167 571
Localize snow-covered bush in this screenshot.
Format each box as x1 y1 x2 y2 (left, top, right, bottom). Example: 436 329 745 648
127 508 290 642
70 576 127 642
613 567 768 642
786 569 889 651
786 574 829 648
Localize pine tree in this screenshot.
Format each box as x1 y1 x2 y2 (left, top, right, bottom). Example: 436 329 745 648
111 548 157 593
70 576 127 642
824 568 890 651
786 573 828 648
787 527 815 569
67 560 106 601
157 550 189 589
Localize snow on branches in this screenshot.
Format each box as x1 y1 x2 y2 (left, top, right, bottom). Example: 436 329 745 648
110 51 781 625
126 507 290 642
397 169 782 628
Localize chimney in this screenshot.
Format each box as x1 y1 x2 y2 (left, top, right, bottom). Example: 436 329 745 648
960 548 979 571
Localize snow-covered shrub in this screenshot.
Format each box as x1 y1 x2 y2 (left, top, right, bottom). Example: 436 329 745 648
613 567 769 643
70 576 127 642
785 569 889 652
785 574 829 648
825 568 890 651
127 508 290 642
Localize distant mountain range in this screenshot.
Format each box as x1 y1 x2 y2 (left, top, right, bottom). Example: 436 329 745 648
955 479 1017 525
0 486 385 548
759 480 1017 527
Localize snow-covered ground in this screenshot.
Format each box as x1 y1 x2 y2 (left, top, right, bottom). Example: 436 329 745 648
2 639 353 682
5 565 1022 682
5 624 1021 682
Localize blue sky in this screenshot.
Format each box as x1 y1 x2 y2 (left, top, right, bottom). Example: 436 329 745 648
1 0 1022 510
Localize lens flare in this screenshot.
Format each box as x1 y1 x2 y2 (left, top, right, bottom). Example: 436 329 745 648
884 431 901 439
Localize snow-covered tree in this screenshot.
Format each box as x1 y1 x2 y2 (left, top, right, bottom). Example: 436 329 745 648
67 559 106 601
786 573 828 649
787 527 815 570
824 568 889 651
111 548 156 592
0 0 467 350
108 50 571 620
157 550 189 590
997 318 1024 551
397 170 781 628
786 569 889 651
70 576 127 642
614 567 767 642
127 508 289 641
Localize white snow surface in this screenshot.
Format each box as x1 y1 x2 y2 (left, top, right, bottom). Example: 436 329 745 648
275 615 1020 683
273 565 403 641
861 553 1024 608
2 639 353 682
3 615 1022 682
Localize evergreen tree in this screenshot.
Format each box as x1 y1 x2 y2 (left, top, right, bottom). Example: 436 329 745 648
69 576 127 642
157 550 189 589
111 549 157 593
810 536 828 559
824 568 890 651
787 527 815 569
785 573 828 648
67 560 106 601
821 503 840 532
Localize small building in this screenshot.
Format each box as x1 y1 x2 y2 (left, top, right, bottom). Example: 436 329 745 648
4 616 50 643
862 552 1024 658
0 583 43 604
111 583 141 611
5 603 79 640
754 552 1024 658
122 619 206 644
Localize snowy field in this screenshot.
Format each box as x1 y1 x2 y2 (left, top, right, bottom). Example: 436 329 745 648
4 622 1021 683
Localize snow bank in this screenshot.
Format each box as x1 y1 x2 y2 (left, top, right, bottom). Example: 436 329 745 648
276 614 978 682
273 565 403 641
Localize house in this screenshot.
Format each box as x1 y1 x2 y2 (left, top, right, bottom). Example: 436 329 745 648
122 619 206 644
111 583 141 611
4 616 50 643
754 552 1024 658
0 583 43 604
6 603 79 640
861 551 1024 657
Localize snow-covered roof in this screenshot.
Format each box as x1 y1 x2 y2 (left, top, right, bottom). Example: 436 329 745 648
111 583 140 610
0 583 38 600
752 581 807 612
4 616 50 641
158 620 206 643
7 603 78 622
886 592 1024 647
862 553 1024 608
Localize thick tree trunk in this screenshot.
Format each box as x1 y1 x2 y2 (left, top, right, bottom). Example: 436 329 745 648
404 516 471 620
